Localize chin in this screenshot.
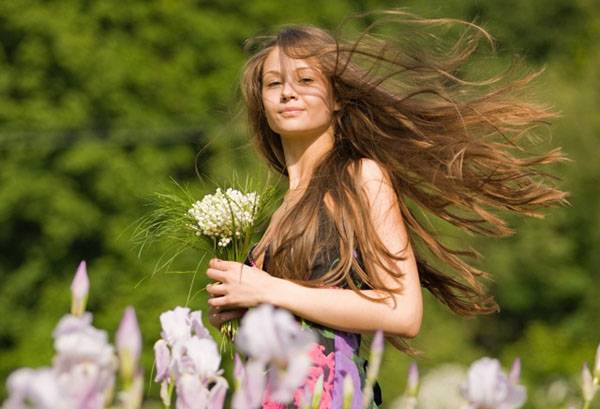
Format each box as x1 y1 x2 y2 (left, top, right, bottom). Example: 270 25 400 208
276 124 330 138
278 129 318 138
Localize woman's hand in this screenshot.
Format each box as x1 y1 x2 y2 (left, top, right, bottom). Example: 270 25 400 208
206 302 246 329
206 258 278 310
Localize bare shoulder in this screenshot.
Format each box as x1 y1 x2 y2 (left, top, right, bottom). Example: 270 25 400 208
355 158 409 240
324 158 397 217
355 158 395 199
356 158 393 186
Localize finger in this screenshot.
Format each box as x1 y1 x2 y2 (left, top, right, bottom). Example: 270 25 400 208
206 283 228 296
209 258 236 271
208 295 232 308
206 267 228 282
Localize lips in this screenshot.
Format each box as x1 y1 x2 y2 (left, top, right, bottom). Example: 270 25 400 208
279 108 304 118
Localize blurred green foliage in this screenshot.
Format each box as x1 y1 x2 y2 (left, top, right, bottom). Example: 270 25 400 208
0 1 598 408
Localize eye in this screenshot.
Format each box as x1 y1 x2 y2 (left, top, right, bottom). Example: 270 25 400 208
266 81 281 87
300 78 314 84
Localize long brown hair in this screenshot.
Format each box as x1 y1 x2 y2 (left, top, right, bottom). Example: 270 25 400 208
238 9 569 353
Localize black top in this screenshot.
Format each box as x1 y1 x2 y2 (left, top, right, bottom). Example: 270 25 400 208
245 202 371 287
245 239 369 290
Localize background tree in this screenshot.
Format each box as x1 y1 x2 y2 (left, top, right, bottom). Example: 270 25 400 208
0 1 597 407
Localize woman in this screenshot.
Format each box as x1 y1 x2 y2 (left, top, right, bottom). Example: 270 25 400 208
204 9 568 408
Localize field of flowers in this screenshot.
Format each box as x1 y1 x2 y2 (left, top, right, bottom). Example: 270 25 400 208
3 263 598 409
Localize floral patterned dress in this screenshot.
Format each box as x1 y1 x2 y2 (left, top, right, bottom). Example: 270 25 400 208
243 241 383 409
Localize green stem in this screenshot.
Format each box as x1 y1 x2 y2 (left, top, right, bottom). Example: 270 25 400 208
163 382 174 409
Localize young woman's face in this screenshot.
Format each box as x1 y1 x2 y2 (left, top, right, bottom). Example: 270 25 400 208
261 46 339 138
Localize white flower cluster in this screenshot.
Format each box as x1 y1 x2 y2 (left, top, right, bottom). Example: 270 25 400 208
188 188 259 247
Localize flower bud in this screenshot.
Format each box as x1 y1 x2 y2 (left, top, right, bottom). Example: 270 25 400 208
582 362 597 402
362 330 385 409
233 353 245 390
367 330 384 380
310 374 324 409
116 306 142 383
594 343 600 380
153 340 171 383
117 370 144 409
371 330 384 355
70 261 89 316
509 357 521 384
342 373 354 409
407 362 419 397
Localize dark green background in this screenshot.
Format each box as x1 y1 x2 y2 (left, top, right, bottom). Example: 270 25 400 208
1 1 598 407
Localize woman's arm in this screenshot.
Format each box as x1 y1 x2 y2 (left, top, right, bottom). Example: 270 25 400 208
207 268 421 337
268 276 422 337
207 158 422 337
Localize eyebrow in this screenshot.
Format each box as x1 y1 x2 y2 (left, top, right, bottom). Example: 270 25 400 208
263 67 314 76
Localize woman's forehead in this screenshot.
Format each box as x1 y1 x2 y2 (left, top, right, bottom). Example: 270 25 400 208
262 47 320 76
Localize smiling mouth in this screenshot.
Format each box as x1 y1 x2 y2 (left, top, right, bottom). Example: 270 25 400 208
279 109 304 116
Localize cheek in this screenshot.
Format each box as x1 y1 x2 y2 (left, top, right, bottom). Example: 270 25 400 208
315 109 334 127
306 97 334 123
261 90 279 111
261 97 279 130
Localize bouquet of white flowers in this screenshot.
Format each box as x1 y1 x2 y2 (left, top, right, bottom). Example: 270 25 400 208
133 172 281 352
187 187 260 255
186 186 264 347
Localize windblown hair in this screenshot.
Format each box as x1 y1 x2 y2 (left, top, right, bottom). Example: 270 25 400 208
238 9 569 353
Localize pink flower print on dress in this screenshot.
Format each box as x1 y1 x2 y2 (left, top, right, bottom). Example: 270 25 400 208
293 343 336 409
261 342 336 408
261 387 286 409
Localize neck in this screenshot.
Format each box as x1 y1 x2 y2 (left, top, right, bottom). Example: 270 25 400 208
280 124 335 191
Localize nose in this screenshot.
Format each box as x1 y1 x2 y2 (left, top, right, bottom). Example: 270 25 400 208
280 81 297 101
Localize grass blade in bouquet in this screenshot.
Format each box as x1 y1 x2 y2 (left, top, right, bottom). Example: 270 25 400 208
133 179 212 281
133 171 281 352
